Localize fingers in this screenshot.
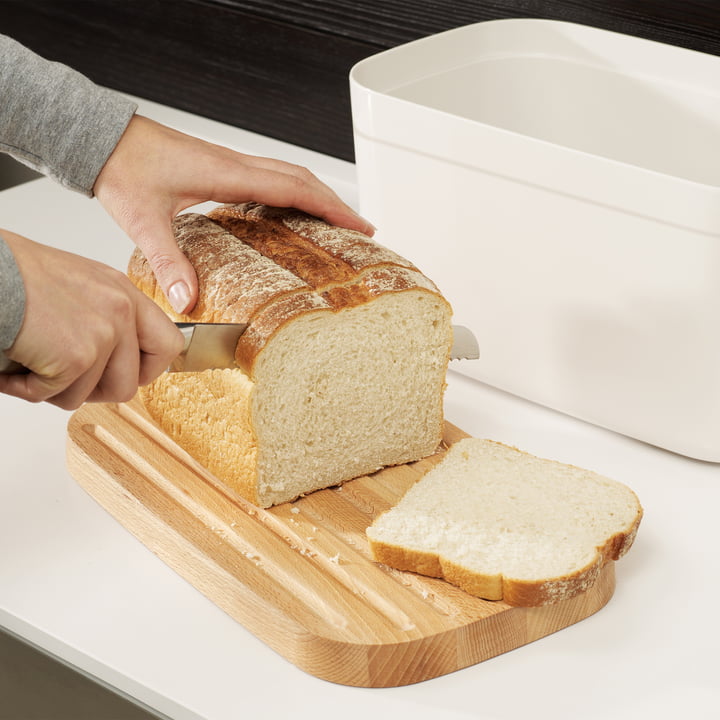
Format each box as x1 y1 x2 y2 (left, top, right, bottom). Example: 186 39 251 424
0 232 184 409
130 216 199 314
84 323 142 405
67 291 182 405
0 348 112 409
0 303 182 410
94 115 375 315
209 152 376 236
0 370 69 406
135 297 185 385
124 159 370 316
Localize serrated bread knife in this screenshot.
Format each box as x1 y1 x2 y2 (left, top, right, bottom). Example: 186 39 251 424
170 322 479 372
0 323 479 375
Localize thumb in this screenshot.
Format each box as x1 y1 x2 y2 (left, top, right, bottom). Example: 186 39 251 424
133 220 199 314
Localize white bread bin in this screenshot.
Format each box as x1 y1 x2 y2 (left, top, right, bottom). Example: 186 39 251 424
350 18 720 462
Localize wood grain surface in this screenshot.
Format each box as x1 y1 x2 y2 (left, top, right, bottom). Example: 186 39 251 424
66 397 616 687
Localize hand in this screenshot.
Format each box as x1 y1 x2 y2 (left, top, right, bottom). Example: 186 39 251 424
93 115 375 315
0 230 184 410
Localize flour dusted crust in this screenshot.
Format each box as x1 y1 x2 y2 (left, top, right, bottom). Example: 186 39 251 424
129 203 453 507
208 202 418 276
128 213 310 324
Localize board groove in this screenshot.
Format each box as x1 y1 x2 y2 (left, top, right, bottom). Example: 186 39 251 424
66 397 616 687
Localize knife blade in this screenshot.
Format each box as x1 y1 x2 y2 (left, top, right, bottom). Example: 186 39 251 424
169 322 479 372
0 323 479 376
171 322 248 372
450 324 480 362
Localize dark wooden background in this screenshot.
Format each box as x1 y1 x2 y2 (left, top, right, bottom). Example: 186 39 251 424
4 1 720 162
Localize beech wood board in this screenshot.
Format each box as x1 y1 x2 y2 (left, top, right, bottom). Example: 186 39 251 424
66 398 616 687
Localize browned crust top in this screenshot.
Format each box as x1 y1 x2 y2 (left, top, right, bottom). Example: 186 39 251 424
128 204 450 374
211 202 418 275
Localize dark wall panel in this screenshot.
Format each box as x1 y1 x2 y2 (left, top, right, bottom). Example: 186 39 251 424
4 1 720 161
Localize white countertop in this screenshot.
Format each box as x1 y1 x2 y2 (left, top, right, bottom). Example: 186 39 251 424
1 96 719 720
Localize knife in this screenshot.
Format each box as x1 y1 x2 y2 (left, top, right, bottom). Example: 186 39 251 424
0 323 479 375
170 322 479 372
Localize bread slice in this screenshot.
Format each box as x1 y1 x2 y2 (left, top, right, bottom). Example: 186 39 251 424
367 438 643 606
128 203 453 507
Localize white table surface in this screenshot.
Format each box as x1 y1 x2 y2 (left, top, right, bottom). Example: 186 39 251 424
1 96 719 720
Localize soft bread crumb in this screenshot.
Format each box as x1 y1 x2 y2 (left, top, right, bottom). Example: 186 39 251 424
367 438 643 607
251 291 451 506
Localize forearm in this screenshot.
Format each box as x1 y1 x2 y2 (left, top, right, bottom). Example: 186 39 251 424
0 34 137 196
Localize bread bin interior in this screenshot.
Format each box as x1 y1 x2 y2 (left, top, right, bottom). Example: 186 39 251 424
350 19 720 461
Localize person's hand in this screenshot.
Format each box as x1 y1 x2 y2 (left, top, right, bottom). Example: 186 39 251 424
93 115 375 315
0 230 184 410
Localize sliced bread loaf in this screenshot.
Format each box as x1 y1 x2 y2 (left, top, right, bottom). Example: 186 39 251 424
367 438 642 606
128 203 453 507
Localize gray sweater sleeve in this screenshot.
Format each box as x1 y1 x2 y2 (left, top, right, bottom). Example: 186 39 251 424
0 35 138 195
0 233 24 359
0 35 138 357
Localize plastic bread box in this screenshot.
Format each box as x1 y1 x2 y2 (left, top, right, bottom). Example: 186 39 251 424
350 18 720 462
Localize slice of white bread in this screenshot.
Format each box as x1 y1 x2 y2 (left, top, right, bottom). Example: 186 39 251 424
367 438 643 606
128 203 453 507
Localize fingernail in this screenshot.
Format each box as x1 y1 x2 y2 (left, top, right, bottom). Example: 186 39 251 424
168 280 191 314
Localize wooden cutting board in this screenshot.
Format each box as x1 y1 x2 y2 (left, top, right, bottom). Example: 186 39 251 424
66 398 616 688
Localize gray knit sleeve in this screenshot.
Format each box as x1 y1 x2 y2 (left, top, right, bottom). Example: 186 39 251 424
0 34 138 196
0 233 25 368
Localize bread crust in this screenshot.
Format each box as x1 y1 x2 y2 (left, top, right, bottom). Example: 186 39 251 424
128 213 310 324
368 510 640 607
207 202 418 277
129 205 449 374
139 368 261 504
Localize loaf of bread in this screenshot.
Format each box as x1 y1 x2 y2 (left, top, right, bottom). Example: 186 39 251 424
367 438 643 606
128 202 453 507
